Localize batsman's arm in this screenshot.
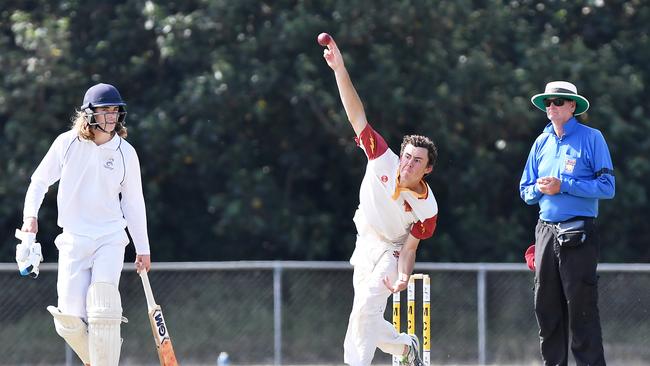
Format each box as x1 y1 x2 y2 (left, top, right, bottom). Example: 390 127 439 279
323 38 368 136
120 149 151 256
23 136 66 225
121 150 152 273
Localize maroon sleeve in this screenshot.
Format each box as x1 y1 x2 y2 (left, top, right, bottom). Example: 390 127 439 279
410 215 438 240
354 123 389 160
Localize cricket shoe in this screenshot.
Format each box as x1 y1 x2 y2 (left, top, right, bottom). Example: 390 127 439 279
399 334 423 366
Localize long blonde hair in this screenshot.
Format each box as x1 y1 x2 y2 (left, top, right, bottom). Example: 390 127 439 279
71 110 128 140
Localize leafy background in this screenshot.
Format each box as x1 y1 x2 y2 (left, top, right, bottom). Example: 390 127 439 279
1 0 648 263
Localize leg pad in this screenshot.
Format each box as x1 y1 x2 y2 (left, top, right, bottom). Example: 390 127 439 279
87 282 123 366
47 306 91 364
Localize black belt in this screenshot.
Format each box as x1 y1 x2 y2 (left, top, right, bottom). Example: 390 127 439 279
539 216 595 225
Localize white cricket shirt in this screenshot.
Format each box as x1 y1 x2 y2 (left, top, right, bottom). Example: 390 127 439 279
23 130 151 255
353 124 438 244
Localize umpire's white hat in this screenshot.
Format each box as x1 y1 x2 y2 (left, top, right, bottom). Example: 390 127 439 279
531 81 590 115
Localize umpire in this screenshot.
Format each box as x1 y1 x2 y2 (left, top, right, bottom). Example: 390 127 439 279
519 81 615 366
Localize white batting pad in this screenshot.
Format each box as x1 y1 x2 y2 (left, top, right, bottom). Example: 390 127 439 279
87 283 123 366
47 306 91 364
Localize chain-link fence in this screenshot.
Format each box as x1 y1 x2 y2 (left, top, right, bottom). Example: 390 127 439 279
2 261 649 366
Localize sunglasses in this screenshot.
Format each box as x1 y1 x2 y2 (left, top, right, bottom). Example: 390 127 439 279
543 98 572 107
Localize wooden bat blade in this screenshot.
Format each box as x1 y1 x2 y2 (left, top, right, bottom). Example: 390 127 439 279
141 271 179 366
148 305 179 366
159 339 179 366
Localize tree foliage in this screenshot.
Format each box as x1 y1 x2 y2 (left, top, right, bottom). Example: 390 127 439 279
1 0 648 263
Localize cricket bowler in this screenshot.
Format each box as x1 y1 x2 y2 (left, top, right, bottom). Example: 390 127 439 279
321 35 439 366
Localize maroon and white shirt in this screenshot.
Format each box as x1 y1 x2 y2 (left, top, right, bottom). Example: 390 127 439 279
353 124 438 244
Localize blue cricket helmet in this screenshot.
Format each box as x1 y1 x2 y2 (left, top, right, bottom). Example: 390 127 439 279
81 83 126 110
81 83 127 125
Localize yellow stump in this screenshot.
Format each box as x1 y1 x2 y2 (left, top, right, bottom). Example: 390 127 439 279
392 273 431 366
392 290 401 366
407 277 416 336
423 275 431 366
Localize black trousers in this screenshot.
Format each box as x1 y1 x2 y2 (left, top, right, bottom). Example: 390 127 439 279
534 219 606 366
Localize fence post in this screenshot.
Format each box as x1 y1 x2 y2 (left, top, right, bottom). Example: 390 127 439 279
477 268 487 365
65 344 72 366
273 263 283 366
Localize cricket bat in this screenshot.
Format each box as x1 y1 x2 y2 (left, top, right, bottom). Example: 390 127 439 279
140 270 179 366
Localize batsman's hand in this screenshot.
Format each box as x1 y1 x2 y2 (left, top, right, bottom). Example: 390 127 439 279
135 254 151 273
383 275 408 293
323 37 344 71
21 217 38 234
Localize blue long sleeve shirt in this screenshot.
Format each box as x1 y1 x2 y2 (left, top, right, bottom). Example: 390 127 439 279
519 117 615 222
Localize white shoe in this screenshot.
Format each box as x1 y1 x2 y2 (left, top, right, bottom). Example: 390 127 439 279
399 335 423 366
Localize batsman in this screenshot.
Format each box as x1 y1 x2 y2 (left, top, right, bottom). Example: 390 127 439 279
321 35 439 366
18 83 152 366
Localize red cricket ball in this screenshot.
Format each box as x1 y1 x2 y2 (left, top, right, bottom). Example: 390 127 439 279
317 32 332 46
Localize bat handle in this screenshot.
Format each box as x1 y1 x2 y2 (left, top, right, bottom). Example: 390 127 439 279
139 270 157 310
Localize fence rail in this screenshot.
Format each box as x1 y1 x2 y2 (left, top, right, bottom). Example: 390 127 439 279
2 261 649 366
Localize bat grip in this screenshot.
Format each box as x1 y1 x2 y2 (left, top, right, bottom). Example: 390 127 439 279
139 270 157 309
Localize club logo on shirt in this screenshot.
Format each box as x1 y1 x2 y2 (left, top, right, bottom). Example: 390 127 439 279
104 158 115 170
381 175 388 183
393 250 400 258
403 201 412 212
564 158 576 174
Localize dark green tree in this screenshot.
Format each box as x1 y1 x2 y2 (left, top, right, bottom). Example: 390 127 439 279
1 0 648 263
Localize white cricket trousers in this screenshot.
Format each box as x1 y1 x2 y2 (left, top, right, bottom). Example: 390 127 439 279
54 229 129 318
344 235 412 366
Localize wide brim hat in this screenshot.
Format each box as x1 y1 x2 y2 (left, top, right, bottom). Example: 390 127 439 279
531 81 589 115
